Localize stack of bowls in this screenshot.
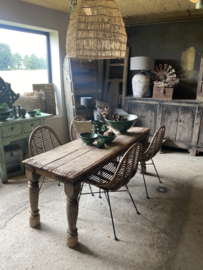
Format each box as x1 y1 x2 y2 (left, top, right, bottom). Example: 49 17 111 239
0 108 13 121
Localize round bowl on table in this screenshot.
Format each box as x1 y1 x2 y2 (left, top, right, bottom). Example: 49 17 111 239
98 131 116 144
0 108 13 121
105 114 138 134
27 110 36 117
80 132 98 145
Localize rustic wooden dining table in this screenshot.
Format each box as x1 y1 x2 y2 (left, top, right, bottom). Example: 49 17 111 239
23 127 150 248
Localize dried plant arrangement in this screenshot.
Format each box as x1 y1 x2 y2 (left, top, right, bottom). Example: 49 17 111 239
96 104 128 121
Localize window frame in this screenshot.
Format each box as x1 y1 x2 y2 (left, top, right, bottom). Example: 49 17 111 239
0 23 52 83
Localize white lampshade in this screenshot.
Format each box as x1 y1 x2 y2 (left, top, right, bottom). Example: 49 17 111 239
130 57 155 71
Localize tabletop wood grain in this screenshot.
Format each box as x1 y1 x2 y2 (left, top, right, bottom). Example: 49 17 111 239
23 127 150 183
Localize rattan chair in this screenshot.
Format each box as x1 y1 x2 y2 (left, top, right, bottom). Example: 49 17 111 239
70 115 95 196
80 142 142 240
70 115 87 141
29 125 62 190
139 125 166 199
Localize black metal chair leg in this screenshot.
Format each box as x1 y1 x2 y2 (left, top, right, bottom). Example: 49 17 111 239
89 185 94 196
105 191 118 241
126 185 140 214
151 159 162 184
99 171 102 198
99 188 102 198
141 164 149 199
58 182 60 186
78 183 84 201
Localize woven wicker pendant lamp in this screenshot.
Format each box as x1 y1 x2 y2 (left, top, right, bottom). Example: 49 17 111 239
66 0 127 60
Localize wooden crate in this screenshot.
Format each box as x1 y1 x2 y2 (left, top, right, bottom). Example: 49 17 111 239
32 84 56 115
153 86 174 100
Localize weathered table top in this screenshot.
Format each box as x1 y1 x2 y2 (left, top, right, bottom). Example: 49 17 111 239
23 127 150 184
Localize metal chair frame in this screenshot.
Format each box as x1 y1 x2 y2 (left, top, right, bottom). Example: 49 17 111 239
139 125 166 199
79 143 142 240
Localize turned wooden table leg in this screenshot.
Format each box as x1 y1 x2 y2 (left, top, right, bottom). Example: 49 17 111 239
64 182 81 248
27 169 41 228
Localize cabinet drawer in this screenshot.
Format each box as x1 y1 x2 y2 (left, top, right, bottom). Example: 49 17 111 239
2 124 22 138
23 120 41 133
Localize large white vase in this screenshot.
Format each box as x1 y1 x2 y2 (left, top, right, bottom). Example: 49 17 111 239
132 73 150 98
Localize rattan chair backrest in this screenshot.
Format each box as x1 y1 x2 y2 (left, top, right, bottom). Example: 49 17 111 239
70 115 87 141
29 125 62 157
104 143 142 191
142 125 165 162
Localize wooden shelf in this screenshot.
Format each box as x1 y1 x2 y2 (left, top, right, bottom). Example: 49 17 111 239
104 47 129 109
109 63 124 67
76 107 93 118
108 79 123 83
74 104 83 109
63 56 99 127
74 86 98 96
73 74 97 83
72 62 97 70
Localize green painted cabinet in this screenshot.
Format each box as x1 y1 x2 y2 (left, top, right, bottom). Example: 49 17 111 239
0 113 52 184
2 124 22 138
23 120 41 133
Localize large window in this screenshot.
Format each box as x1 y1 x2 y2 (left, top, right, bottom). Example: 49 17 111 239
0 24 51 95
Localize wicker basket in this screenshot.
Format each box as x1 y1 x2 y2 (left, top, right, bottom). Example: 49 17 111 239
66 0 127 60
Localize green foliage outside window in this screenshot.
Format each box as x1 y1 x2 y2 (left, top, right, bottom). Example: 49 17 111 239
0 43 47 71
0 43 12 70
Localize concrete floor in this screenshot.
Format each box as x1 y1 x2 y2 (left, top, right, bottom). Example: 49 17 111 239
0 148 203 270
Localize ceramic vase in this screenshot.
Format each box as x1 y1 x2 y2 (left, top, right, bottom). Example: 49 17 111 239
132 73 150 98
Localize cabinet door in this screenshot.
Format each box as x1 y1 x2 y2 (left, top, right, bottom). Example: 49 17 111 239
128 101 158 136
128 102 142 127
161 105 179 141
141 103 158 136
176 106 196 143
198 110 203 146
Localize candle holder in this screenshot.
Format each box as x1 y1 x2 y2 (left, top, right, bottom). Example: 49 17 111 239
17 105 21 117
97 138 105 149
12 106 17 119
91 120 104 134
20 108 26 118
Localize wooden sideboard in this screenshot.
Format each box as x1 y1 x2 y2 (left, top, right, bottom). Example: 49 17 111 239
125 97 203 156
0 113 52 184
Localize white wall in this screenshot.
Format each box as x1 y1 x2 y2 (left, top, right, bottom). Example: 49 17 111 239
0 0 70 143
